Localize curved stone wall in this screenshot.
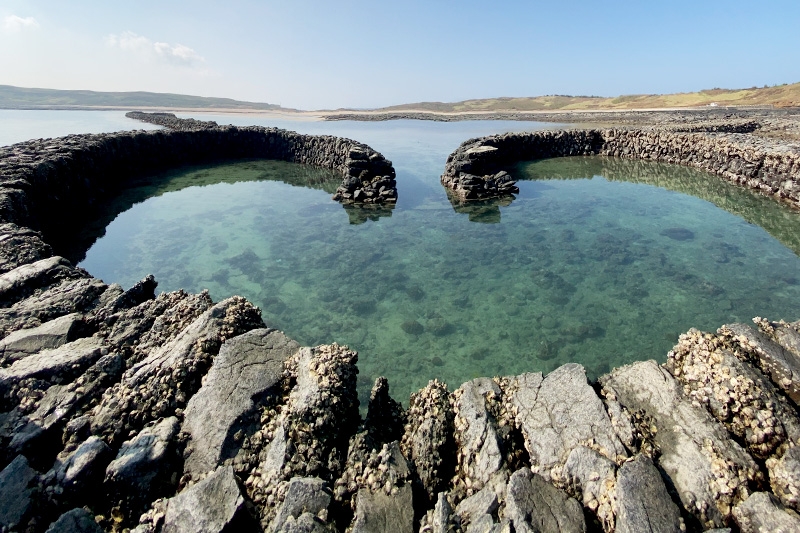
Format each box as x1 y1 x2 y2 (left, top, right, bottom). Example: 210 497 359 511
442 128 800 208
0 114 396 239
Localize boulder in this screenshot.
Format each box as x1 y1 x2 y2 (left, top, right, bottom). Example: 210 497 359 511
504 467 585 533
0 256 84 308
561 446 617 531
453 377 505 492
161 465 258 533
0 223 53 275
615 455 683 533
721 323 800 406
105 417 180 515
511 365 626 480
182 328 298 478
0 455 38 530
732 492 800 533
350 484 414 533
45 508 103 533
0 313 87 365
270 477 331 533
454 484 499 529
600 360 759 528
768 445 800 511
45 436 114 498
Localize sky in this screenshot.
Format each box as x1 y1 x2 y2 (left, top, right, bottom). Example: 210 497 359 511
1 0 799 110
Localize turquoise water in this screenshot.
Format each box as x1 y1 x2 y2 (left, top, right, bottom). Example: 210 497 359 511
77 151 800 405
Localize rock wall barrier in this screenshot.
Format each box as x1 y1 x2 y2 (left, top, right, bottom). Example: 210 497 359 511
442 128 800 208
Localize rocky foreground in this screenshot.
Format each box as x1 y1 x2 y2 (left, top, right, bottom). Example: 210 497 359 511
0 251 800 532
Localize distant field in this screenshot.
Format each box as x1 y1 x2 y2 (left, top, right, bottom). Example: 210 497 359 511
0 85 285 111
379 82 800 113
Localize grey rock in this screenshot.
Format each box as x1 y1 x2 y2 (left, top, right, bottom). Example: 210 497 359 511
431 492 453 533
0 336 104 395
45 436 113 496
270 477 331 533
350 484 414 533
561 446 617 531
92 297 262 445
733 492 800 533
9 353 124 455
453 377 505 490
0 313 86 364
721 323 800 406
45 508 103 533
182 328 298 478
0 256 84 308
0 455 37 530
615 455 683 533
0 277 108 336
0 223 52 275
511 365 626 480
769 446 800 511
105 417 180 511
600 360 759 528
504 467 586 533
276 513 328 533
455 484 499 526
162 465 258 533
774 323 800 358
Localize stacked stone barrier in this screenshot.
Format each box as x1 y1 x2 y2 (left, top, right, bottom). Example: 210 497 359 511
1 117 800 532
441 128 800 208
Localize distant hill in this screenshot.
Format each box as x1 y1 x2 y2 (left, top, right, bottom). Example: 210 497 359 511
0 85 286 111
377 82 800 113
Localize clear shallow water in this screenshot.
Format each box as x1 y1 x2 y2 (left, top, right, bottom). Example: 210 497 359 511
77 154 800 405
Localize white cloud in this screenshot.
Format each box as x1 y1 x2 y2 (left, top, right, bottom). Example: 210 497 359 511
106 31 205 67
3 15 40 32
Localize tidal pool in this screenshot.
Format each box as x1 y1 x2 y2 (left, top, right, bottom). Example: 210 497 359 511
77 153 800 405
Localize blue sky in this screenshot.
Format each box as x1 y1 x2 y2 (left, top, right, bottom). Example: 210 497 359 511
1 0 798 109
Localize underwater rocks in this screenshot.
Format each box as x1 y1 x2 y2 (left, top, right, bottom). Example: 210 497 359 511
124 112 397 208
441 128 800 208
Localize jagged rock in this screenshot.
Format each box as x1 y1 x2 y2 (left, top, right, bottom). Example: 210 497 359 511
504 467 586 533
182 328 298 478
45 508 103 533
0 337 104 398
44 436 113 499
350 484 414 533
732 492 800 533
453 377 505 493
615 455 683 533
275 513 328 533
721 323 800 406
0 313 87 365
510 365 626 480
92 297 262 445
8 353 124 457
0 277 108 336
363 376 405 444
270 477 330 533
0 256 85 308
101 275 157 315
400 379 454 501
666 328 800 460
429 492 453 533
104 417 181 517
600 360 760 529
768 446 800 511
0 223 53 275
560 446 617 531
454 484 499 528
161 465 258 533
0 455 38 530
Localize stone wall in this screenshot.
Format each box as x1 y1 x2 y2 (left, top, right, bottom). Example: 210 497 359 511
442 128 800 208
0 114 397 237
